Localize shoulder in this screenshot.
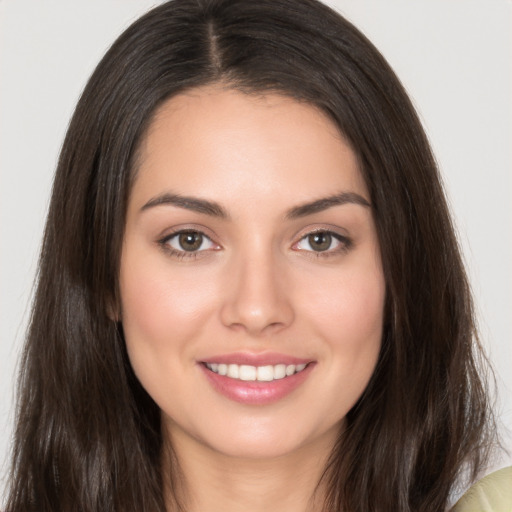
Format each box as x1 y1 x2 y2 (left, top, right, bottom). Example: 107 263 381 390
451 466 512 512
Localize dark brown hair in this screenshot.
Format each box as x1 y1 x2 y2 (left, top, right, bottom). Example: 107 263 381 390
6 0 496 511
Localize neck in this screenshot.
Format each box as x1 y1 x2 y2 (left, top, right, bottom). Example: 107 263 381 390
162 426 337 512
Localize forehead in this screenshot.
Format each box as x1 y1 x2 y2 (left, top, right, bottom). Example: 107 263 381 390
131 86 367 212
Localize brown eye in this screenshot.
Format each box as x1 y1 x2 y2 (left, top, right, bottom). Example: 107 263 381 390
178 232 203 251
163 230 216 254
307 232 332 252
294 230 350 255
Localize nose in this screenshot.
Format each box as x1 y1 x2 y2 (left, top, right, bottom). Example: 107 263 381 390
219 249 295 336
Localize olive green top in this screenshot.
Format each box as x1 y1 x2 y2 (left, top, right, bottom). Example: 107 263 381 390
452 466 512 512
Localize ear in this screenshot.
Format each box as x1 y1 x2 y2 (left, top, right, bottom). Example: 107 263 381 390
106 294 121 322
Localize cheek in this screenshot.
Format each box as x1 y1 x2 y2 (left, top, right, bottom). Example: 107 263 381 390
119 253 225 413
118 251 222 395
298 257 385 385
305 263 385 341
120 257 218 343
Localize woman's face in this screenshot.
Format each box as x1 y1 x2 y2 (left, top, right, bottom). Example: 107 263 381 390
119 87 385 459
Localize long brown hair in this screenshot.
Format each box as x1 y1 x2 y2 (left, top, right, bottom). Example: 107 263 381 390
6 0 496 510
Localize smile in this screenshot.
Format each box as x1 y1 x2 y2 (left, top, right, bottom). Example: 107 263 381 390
205 362 308 382
200 356 315 405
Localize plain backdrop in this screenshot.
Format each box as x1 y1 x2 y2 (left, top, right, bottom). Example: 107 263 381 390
1 0 511 495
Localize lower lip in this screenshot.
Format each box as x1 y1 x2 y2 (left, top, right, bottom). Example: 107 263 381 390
200 363 314 405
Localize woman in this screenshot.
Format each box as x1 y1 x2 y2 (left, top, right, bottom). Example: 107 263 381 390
5 0 504 511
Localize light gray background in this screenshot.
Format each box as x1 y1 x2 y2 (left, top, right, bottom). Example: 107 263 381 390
1 0 510 495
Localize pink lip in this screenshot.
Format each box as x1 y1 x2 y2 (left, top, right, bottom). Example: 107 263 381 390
198 352 315 405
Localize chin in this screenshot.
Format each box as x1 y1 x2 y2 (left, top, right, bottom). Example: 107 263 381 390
188 416 342 461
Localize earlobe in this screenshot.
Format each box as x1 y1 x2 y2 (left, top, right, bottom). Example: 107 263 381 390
106 296 121 322
108 308 121 323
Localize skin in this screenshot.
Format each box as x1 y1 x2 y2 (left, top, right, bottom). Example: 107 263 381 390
119 86 386 512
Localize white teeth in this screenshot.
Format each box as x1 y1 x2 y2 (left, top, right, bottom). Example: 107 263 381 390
274 364 286 380
257 365 274 381
239 365 257 381
227 364 239 378
285 364 295 376
205 362 308 381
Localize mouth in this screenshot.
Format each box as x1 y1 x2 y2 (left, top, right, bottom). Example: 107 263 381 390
199 355 315 405
204 362 308 382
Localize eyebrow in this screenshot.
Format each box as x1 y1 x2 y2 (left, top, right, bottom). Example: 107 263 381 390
285 192 371 219
140 191 370 219
141 193 229 218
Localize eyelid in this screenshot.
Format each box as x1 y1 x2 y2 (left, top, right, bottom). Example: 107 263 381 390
291 224 351 242
156 222 218 241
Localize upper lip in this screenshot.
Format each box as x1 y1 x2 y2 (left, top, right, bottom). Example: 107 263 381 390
200 352 313 366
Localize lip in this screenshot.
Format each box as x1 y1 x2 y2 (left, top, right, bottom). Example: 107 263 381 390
199 352 315 405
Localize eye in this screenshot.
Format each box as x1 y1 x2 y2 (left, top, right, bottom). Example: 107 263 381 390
162 230 217 253
294 230 350 254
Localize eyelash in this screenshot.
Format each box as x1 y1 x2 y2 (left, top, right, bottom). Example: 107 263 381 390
293 229 352 258
158 228 352 260
158 229 218 260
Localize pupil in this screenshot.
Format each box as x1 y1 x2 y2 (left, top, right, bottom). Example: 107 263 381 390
179 232 202 251
309 232 331 251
